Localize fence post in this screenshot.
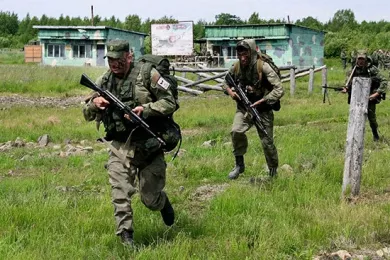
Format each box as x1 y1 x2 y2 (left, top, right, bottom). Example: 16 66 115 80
342 77 371 198
308 68 314 94
321 66 327 94
289 68 296 96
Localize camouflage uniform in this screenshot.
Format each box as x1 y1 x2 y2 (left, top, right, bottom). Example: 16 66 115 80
83 40 177 237
340 50 347 70
224 39 284 179
346 51 388 141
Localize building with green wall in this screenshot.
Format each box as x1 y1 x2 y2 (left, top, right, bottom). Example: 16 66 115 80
204 24 325 68
32 26 147 67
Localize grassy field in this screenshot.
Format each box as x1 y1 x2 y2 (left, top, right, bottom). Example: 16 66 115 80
0 59 390 259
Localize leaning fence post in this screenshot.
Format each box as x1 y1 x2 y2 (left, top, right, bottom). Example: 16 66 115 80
341 77 371 198
289 68 296 96
308 67 314 94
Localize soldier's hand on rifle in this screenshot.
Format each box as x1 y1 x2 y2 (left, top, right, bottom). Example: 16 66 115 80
341 87 348 93
250 98 266 107
124 106 144 120
93 96 110 110
132 106 144 116
369 92 380 101
226 88 240 101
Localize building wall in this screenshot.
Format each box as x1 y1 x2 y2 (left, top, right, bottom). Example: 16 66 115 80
107 29 145 60
40 39 98 66
204 25 324 69
207 38 292 68
289 26 325 68
257 39 292 66
37 28 146 67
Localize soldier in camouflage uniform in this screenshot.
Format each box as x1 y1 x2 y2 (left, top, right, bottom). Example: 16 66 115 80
224 39 284 180
340 50 347 70
342 50 388 141
83 40 176 246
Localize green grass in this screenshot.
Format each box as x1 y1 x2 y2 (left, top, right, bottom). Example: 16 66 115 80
0 50 24 64
0 59 390 259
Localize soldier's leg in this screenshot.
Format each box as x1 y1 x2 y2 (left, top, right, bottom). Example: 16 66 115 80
138 152 175 226
107 141 137 236
367 103 379 141
138 151 166 210
256 111 278 177
229 109 252 179
231 109 252 156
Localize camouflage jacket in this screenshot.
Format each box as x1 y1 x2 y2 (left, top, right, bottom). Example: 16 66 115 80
223 39 284 105
346 65 388 95
83 64 177 141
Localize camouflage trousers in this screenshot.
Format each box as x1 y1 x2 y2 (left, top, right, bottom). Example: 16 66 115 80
367 102 378 130
231 109 278 168
107 140 167 235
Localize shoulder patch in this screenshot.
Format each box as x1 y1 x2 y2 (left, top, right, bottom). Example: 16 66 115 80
157 76 170 90
150 68 160 85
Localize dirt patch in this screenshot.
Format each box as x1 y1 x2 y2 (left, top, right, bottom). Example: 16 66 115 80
346 188 390 205
191 184 229 202
0 94 84 108
180 128 205 136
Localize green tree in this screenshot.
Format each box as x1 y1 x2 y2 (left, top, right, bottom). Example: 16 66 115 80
326 9 357 32
215 13 244 25
0 11 19 36
248 12 266 24
124 15 141 32
295 16 323 31
194 19 207 39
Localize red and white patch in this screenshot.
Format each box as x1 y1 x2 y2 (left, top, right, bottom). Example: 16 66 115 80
157 77 170 90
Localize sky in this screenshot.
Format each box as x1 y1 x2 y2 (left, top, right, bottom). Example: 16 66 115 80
1 0 389 23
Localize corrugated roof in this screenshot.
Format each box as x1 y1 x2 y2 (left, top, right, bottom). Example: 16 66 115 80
32 26 148 36
205 23 325 33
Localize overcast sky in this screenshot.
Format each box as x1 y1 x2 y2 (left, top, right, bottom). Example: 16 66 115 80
1 0 389 23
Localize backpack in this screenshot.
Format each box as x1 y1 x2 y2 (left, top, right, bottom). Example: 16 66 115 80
138 54 179 109
136 54 182 153
233 52 281 111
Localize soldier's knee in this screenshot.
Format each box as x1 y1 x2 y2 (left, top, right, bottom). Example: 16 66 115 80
231 130 246 139
141 193 162 211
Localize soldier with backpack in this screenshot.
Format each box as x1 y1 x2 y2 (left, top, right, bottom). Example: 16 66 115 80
224 39 284 180
83 40 180 246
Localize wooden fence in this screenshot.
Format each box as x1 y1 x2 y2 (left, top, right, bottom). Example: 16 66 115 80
24 45 42 63
170 62 327 96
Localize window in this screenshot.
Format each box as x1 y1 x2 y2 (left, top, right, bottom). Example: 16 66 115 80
46 44 65 58
227 47 236 58
73 44 92 58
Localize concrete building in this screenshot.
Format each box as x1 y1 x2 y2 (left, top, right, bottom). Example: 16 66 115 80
203 24 325 68
32 26 147 66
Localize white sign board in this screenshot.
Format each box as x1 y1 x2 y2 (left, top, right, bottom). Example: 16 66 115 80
151 22 193 56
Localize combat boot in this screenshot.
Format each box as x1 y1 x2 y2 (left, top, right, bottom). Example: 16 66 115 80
228 156 245 180
269 167 278 178
372 127 380 142
119 229 134 247
160 197 175 226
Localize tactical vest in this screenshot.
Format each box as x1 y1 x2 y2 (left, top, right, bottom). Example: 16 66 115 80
233 54 281 111
99 68 137 141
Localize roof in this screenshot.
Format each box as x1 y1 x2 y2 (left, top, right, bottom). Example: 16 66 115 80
32 26 148 36
205 23 325 33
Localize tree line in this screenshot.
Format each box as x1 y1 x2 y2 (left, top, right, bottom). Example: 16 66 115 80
1 9 390 57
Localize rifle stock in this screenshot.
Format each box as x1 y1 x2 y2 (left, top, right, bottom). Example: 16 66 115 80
225 73 268 137
80 73 166 146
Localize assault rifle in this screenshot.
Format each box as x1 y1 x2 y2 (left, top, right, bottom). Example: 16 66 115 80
225 73 268 137
322 84 345 104
80 73 166 147
322 85 344 91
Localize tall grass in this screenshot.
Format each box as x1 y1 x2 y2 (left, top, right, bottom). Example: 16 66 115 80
0 59 390 259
